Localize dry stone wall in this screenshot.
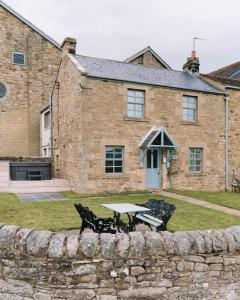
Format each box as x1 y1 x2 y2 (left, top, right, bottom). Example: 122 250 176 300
1 224 240 299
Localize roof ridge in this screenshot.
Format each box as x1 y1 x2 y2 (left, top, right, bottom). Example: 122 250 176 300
0 0 60 49
75 53 184 74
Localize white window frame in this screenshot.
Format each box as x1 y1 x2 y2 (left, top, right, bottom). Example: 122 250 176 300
183 95 197 122
44 111 51 129
12 52 26 65
189 147 203 173
105 146 124 174
127 89 145 118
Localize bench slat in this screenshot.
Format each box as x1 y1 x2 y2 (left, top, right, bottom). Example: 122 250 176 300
135 214 160 227
142 214 163 224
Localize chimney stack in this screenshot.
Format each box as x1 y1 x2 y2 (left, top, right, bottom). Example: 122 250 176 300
183 51 200 74
61 37 77 56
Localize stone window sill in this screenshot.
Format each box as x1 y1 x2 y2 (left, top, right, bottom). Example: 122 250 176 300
188 172 206 177
124 116 149 122
181 121 200 126
103 174 128 179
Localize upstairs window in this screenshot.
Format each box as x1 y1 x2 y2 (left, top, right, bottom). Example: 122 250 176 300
105 146 124 174
183 96 197 122
189 147 203 173
12 52 25 65
127 89 144 118
44 111 51 129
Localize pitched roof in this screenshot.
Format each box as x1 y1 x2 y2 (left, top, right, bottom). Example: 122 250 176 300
202 74 240 88
74 54 224 95
0 0 60 49
124 46 172 70
209 61 240 79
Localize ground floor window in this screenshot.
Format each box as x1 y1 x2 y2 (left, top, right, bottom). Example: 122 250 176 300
189 147 203 173
105 146 124 174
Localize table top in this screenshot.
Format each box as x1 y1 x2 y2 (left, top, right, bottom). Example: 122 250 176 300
102 203 151 214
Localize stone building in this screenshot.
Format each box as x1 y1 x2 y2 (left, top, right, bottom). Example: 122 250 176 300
52 40 229 194
0 0 61 157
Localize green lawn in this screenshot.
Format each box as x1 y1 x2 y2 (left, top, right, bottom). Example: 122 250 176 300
0 192 240 232
171 190 240 211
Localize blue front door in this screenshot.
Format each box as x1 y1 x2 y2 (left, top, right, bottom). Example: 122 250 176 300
146 149 161 189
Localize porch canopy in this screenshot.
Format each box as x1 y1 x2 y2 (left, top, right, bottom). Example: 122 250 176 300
139 127 176 164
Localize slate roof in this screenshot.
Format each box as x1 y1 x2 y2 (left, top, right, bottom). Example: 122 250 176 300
203 74 240 88
75 55 224 95
0 0 60 48
124 46 172 70
210 61 240 80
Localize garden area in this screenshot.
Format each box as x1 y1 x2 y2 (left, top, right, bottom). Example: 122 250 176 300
0 191 240 232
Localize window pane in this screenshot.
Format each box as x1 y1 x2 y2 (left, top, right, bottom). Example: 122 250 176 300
128 89 144 118
115 167 123 173
183 96 197 122
105 146 124 174
106 167 114 173
189 148 202 172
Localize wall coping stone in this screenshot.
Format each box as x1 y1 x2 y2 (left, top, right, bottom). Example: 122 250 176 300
0 224 240 259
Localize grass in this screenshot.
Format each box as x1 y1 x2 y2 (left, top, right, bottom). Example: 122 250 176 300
170 190 240 211
1 192 240 232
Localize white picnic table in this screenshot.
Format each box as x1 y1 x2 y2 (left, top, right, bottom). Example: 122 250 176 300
101 203 151 214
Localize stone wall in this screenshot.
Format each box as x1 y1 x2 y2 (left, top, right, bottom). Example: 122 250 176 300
53 54 226 193
1 224 240 299
0 5 61 157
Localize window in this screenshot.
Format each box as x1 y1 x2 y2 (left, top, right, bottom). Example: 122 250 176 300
189 148 203 173
0 82 6 100
183 96 197 122
105 146 124 174
127 89 144 118
12 52 25 65
44 111 51 129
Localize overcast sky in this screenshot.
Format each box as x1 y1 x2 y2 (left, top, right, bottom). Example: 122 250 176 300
4 0 240 73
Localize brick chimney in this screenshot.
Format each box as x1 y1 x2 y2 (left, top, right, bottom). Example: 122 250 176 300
61 37 77 56
183 51 200 74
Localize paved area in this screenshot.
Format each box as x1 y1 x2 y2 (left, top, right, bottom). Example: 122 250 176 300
160 191 240 217
17 192 69 202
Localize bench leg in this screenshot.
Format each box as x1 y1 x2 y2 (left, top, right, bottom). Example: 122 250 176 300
80 220 86 234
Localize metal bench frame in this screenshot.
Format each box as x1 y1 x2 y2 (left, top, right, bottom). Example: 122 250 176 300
74 203 116 234
134 199 176 231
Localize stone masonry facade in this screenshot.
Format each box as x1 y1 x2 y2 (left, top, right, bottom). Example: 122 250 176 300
53 53 226 193
0 5 61 157
1 223 240 299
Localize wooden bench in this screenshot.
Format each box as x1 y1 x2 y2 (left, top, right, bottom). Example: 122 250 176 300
134 199 176 231
74 203 116 234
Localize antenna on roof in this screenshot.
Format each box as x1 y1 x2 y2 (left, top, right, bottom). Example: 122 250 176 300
193 37 207 51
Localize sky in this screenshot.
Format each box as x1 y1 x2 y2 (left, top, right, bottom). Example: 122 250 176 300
3 0 240 73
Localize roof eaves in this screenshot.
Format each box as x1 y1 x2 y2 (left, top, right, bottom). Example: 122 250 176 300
86 74 226 95
124 46 172 70
0 0 61 49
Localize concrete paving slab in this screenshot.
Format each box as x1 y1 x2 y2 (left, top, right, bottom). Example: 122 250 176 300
17 192 69 202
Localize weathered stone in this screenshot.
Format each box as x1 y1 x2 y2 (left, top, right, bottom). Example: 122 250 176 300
0 225 19 247
173 232 195 255
128 232 145 258
145 231 165 256
212 230 228 252
0 279 33 296
66 234 79 258
195 263 209 272
222 230 238 252
176 261 194 272
34 292 52 300
188 231 205 253
205 256 223 264
48 234 66 258
118 287 166 299
66 264 96 276
115 233 129 258
79 232 99 258
161 231 175 254
27 231 52 257
100 234 116 259
131 266 145 276
15 228 33 251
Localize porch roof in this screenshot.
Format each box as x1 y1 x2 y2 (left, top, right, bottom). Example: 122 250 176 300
139 127 176 149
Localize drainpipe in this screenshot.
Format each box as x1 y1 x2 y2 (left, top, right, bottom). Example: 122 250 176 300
224 94 230 191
